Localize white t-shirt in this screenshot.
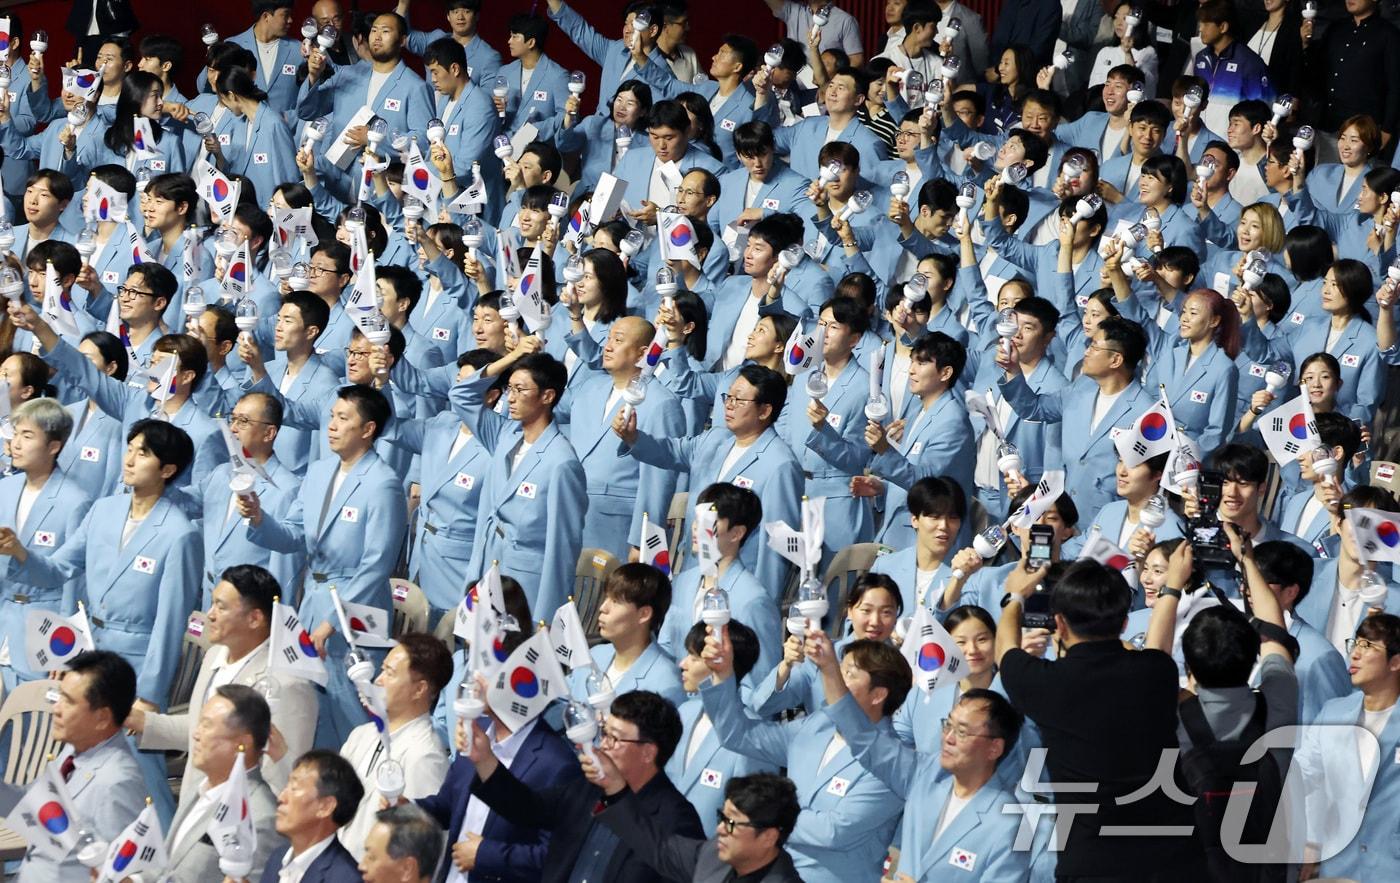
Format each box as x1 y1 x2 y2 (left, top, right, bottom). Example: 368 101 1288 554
1091 388 1126 431
256 39 279 84
15 483 42 532
1358 703 1395 778
934 788 974 840
719 439 755 481
684 713 714 768
723 293 763 369
366 70 392 109
448 427 474 461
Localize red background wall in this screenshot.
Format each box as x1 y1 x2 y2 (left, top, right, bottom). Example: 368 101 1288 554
6 0 1002 100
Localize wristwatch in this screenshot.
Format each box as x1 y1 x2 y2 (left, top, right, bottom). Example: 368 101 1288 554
1000 593 1023 608
1159 587 1184 600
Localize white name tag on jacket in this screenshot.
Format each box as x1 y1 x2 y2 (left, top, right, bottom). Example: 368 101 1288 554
826 777 849 797
133 556 157 574
341 506 360 522
384 97 402 112
32 531 56 547
949 847 978 872
80 446 101 462
518 482 537 499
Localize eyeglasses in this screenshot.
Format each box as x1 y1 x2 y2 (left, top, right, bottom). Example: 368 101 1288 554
307 264 340 278
715 811 767 835
1346 637 1388 655
599 731 651 747
720 393 757 407
506 384 539 397
345 348 374 360
941 718 996 740
117 285 155 300
677 188 708 199
1085 341 1123 356
229 414 273 429
895 130 921 140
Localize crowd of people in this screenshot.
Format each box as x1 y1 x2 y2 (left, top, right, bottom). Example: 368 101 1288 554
0 0 1398 880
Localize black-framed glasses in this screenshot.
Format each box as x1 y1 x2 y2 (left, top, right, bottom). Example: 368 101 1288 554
715 811 767 835
117 285 155 299
345 347 374 361
307 264 340 278
720 393 757 407
599 731 651 747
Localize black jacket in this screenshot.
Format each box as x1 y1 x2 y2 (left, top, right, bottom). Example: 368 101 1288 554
473 763 704 883
66 0 139 38
258 839 363 883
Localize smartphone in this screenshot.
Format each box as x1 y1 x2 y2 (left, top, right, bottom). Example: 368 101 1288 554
1027 523 1054 569
1190 470 1235 567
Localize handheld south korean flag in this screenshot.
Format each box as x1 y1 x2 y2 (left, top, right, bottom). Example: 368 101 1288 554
1007 470 1065 530
11 763 81 861
637 324 666 379
201 169 240 225
62 67 101 103
455 561 505 642
206 749 255 879
1259 393 1320 466
131 116 160 161
402 141 442 218
486 627 570 732
98 801 168 883
1345 507 1400 565
782 321 825 375
1077 525 1139 588
268 600 329 686
467 564 513 677
901 603 965 694
41 261 80 338
640 511 671 575
549 599 592 671
85 177 129 225
25 607 94 672
1113 392 1177 468
657 209 701 268
449 163 489 216
694 502 722 579
514 248 553 335
343 601 394 649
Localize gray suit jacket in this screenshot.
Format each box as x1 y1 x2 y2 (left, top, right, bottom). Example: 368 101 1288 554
17 736 146 883
598 788 803 883
163 767 286 883
138 641 318 797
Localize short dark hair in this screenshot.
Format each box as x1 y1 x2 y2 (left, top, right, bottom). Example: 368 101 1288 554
27 169 75 203
1098 316 1147 373
696 482 762 542
130 263 177 309
1051 560 1132 639
848 573 903 615
219 563 279 619
1250 541 1314 607
67 650 137 728
423 36 468 73
1207 443 1269 485
907 476 967 520
726 773 801 846
82 331 129 381
373 803 445 879
1183 606 1260 688
736 364 787 426
909 331 966 386
214 684 272 753
336 385 392 440
959 688 1023 765
748 213 803 254
127 418 195 482
1013 295 1059 336
521 140 563 181
733 121 776 157
144 172 195 216
819 295 871 336
154 333 209 387
1229 99 1271 128
1356 613 1400 659
507 354 568 409
611 690 684 767
1006 128 1048 171
376 264 424 315
29 239 82 278
282 290 330 340
844 639 912 716
395 633 455 705
1141 154 1189 204
1314 411 1362 466
648 99 691 133
685 619 760 682
138 33 184 77
294 750 365 827
720 33 759 76
604 563 672 635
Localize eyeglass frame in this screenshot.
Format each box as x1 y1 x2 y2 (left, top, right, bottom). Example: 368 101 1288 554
715 810 772 835
940 717 997 741
1346 637 1389 656
116 284 156 300
720 392 758 407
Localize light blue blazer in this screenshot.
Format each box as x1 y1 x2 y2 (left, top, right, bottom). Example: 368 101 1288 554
492 55 572 134
558 371 687 562
296 59 435 146
397 413 490 613
772 114 890 179
748 635 860 719
665 698 777 836
219 104 299 206
245 354 342 476
544 110 637 196
1296 558 1400 636
1277 488 1338 552
712 163 812 234
199 28 304 116
0 469 95 685
56 400 125 498
10 494 199 705
966 355 1068 519
999 372 1155 521
1296 690 1400 882
610 142 724 210
1278 615 1350 725
630 425 803 596
826 693 1029 883
433 82 506 225
870 547 962 621
1304 161 1373 215
405 31 503 83
201 458 302 606
700 678 904 883
1147 340 1240 456
658 562 784 680
1290 315 1382 425
570 642 686 709
549 1 671 116
74 124 185 181
451 371 587 620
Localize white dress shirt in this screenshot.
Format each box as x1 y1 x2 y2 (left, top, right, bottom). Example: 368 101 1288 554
448 718 539 883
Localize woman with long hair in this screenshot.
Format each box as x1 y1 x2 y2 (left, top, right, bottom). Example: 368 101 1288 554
1290 258 1381 424
1148 287 1241 454
207 67 298 208
978 45 1035 132
80 71 185 176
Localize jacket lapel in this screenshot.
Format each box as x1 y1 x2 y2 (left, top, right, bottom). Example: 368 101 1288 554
424 423 479 501
319 456 371 541
101 498 170 598
1084 385 1139 451
926 778 997 870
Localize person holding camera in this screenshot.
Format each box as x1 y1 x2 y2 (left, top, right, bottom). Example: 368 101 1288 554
995 555 1205 880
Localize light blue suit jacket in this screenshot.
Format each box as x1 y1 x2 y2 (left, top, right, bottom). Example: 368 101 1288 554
701 678 904 883
1289 316 1381 425
827 692 1029 882
611 142 724 211
658 562 784 679
249 354 343 476
665 698 777 836
1277 488 1338 552
773 114 890 179
218 104 299 206
201 458 302 606
0 469 95 682
11 494 199 705
712 163 812 234
451 371 587 620
296 59 435 147
630 425 803 595
1295 558 1400 637
549 1 670 115
1148 340 1240 456
570 642 687 709
199 28 304 115
999 372 1155 519
492 55 572 134
55 400 125 499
